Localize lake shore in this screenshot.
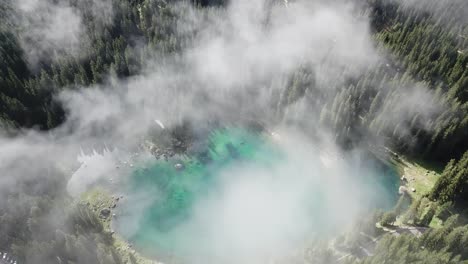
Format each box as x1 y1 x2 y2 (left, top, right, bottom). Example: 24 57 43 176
369 145 441 200
81 188 158 264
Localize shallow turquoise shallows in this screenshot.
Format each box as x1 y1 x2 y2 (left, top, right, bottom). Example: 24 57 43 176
113 128 399 261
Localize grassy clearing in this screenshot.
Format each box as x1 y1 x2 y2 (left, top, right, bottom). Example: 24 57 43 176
429 215 444 228
388 153 440 200
371 147 444 230
81 189 115 229
381 150 447 230
81 188 156 264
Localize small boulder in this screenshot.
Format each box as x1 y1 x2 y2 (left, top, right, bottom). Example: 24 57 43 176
398 186 407 195
174 163 184 171
100 209 111 218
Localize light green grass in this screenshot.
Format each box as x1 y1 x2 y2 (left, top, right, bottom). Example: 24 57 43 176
81 188 155 264
389 155 440 200
373 148 443 230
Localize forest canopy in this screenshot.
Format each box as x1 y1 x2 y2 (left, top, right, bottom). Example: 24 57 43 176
0 0 467 263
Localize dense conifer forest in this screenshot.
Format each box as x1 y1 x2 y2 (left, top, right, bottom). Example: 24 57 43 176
0 0 467 263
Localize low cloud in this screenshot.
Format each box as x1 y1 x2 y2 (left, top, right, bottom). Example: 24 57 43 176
11 0 114 67
0 0 449 262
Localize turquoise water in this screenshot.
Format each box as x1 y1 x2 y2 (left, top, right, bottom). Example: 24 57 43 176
114 128 399 261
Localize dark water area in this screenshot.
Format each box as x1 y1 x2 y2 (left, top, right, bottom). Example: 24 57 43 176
113 128 399 262
353 155 400 210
